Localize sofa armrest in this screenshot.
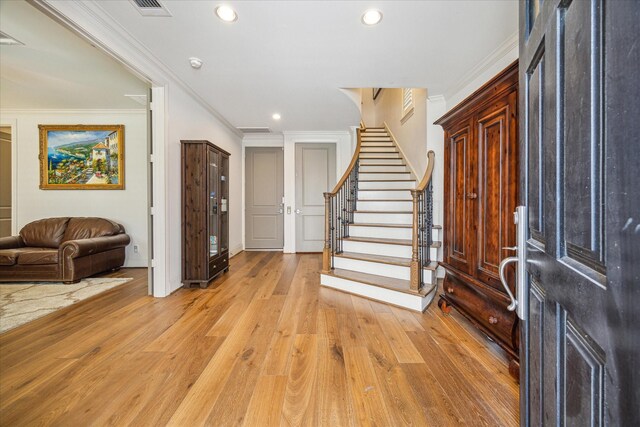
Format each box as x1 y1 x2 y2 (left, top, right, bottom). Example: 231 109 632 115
0 236 25 249
60 234 131 259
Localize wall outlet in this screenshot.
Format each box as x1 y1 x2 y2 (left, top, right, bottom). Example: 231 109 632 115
133 245 139 253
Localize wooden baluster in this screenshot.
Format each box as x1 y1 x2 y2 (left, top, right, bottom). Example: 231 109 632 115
410 189 420 292
322 192 331 273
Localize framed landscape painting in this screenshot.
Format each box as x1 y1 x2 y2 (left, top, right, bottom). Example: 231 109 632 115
39 125 124 190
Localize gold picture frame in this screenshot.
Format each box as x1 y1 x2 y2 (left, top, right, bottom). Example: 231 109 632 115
39 124 125 190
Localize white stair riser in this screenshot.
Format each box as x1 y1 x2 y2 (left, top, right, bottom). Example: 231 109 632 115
320 274 436 312
359 180 415 190
361 142 395 147
361 136 392 140
342 240 438 259
334 257 435 282
361 147 397 153
358 173 411 181
359 158 405 165
354 212 412 224
359 165 408 173
359 152 400 159
350 225 412 240
349 225 440 241
358 190 412 200
357 200 413 210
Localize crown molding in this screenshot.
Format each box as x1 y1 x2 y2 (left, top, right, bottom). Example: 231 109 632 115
443 31 518 103
427 95 446 104
30 0 243 138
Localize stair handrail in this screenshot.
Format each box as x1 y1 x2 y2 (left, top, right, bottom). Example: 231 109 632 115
322 127 363 273
410 150 436 291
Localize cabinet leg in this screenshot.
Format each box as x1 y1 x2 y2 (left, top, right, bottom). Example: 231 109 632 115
438 297 452 314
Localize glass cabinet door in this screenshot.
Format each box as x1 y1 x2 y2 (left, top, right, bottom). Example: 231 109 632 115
220 155 229 253
208 148 219 258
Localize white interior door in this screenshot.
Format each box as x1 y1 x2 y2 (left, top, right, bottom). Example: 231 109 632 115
295 143 336 252
245 147 284 249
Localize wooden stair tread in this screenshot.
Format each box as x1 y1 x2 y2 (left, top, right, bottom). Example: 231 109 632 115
351 222 442 229
358 179 415 182
359 163 407 166
336 251 438 270
342 236 442 248
358 188 413 192
327 269 434 296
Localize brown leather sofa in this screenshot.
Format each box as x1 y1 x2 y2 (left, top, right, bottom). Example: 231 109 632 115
0 217 130 283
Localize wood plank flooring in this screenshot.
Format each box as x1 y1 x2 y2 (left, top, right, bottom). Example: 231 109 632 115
0 252 519 426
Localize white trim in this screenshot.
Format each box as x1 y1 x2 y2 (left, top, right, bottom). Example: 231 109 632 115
282 131 351 253
443 31 518 108
150 86 168 297
0 118 18 235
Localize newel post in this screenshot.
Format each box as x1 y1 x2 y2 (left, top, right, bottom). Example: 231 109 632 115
410 189 420 292
322 192 332 273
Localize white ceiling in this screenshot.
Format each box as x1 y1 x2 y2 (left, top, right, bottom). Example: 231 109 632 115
0 1 517 130
92 0 518 132
0 1 149 110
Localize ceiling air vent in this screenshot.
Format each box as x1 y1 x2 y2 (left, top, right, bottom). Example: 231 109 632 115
238 127 272 134
130 0 172 17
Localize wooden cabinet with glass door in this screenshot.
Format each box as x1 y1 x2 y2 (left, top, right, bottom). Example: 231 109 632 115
181 140 230 288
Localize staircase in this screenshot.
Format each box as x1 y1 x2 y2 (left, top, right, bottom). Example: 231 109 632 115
320 126 440 312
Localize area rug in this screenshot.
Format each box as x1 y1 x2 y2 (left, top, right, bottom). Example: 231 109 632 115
0 277 132 334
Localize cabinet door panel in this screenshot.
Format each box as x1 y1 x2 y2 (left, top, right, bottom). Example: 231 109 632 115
476 93 518 292
445 122 474 274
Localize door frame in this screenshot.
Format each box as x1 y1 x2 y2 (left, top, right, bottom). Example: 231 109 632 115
0 120 17 235
242 140 285 251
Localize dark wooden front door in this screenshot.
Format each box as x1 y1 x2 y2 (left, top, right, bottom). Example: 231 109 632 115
519 0 639 425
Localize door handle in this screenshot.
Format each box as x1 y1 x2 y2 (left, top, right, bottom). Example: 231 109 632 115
499 256 518 311
278 208 284 214
497 206 528 320
295 209 302 214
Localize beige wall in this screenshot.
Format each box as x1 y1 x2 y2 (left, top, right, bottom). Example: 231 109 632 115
361 88 428 176
0 109 148 267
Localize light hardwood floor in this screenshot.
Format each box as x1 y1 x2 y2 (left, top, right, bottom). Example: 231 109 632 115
0 252 519 426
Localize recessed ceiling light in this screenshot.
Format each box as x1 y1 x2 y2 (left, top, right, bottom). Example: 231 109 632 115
215 5 237 22
361 9 383 26
272 113 281 120
189 57 203 69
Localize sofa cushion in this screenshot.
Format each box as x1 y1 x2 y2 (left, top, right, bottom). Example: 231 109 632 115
0 248 54 266
17 249 59 265
62 218 123 242
19 218 70 248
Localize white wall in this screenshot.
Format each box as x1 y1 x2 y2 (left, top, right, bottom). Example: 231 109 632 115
165 86 243 293
0 109 148 267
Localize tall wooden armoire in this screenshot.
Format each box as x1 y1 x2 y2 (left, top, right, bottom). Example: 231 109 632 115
435 61 520 376
181 140 230 288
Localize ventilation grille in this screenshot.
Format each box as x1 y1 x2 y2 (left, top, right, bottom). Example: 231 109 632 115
238 127 272 134
130 0 171 16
